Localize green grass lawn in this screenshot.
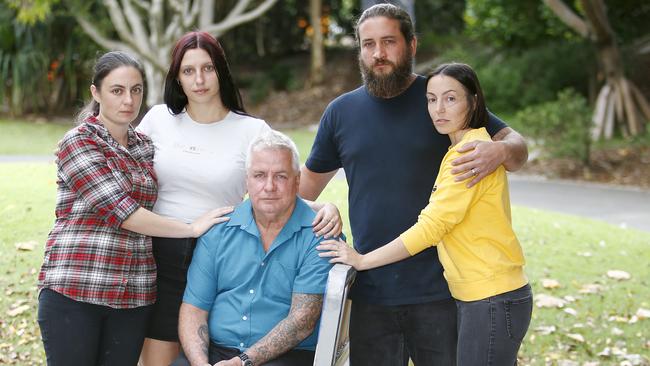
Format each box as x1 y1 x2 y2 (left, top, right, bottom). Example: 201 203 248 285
0 120 73 155
1 121 649 365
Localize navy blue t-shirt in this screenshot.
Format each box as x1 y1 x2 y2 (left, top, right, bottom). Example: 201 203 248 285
306 75 507 305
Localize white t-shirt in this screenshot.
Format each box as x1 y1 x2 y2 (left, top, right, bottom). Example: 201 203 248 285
137 104 270 222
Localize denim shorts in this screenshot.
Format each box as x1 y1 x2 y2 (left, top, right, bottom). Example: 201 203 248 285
456 284 533 366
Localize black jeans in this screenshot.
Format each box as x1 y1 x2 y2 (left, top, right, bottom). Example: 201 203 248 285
171 342 315 365
38 288 152 366
456 284 533 366
349 298 457 366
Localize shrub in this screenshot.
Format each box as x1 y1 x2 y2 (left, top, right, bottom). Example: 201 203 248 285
514 88 592 164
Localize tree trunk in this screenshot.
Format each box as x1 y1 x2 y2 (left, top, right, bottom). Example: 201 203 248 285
544 0 649 139
309 0 324 86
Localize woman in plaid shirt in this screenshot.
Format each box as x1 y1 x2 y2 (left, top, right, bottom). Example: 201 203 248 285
37 51 230 366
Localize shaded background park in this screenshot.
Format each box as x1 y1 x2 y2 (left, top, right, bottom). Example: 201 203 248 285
1 0 649 365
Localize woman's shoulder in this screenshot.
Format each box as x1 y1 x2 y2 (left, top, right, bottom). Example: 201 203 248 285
227 112 268 126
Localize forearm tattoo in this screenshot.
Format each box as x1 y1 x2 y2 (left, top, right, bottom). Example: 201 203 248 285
198 324 210 354
248 293 323 364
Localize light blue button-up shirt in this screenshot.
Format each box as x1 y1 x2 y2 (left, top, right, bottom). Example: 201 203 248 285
183 197 333 351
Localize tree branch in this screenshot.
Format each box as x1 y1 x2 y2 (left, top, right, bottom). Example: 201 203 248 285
543 0 589 38
203 0 279 36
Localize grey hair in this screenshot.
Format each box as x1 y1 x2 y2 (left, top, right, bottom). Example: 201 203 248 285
246 130 300 173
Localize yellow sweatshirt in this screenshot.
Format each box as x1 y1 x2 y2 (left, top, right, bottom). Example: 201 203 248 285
400 128 527 301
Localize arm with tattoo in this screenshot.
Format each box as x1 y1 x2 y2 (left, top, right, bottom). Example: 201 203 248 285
178 302 212 366
245 293 323 365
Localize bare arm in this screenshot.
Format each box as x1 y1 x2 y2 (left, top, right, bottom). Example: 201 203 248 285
317 238 411 271
298 166 337 201
243 293 323 365
452 127 529 187
178 303 212 366
121 206 233 238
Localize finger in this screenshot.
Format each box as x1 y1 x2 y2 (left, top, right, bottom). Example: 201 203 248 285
314 221 332 237
453 171 475 182
332 222 343 237
214 217 230 223
320 220 340 239
451 152 475 167
316 243 338 251
320 239 341 245
318 250 338 258
311 209 325 226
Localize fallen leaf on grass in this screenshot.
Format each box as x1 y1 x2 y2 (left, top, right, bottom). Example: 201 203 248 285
580 283 604 294
14 241 37 251
607 270 631 280
636 308 650 320
608 315 630 323
564 307 578 316
566 333 585 342
557 360 579 366
611 327 624 336
542 278 561 289
6 305 30 317
534 325 556 335
535 294 566 308
577 251 593 257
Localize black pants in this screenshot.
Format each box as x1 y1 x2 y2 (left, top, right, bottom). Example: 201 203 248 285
349 298 458 366
38 288 152 366
171 342 315 366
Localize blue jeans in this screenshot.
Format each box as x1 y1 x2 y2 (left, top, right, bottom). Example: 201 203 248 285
38 288 152 366
349 298 457 366
456 284 533 366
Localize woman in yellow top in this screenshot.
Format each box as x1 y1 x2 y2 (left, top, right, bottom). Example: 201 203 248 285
319 63 533 365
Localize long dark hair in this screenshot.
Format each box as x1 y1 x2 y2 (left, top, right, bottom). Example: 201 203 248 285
77 51 146 123
164 31 245 115
426 63 488 129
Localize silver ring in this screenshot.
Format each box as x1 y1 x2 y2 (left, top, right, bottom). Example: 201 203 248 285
471 168 478 176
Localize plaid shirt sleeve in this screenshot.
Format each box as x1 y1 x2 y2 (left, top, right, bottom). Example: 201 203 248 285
57 131 140 228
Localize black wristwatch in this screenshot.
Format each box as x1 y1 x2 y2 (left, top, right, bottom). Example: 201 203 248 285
238 352 254 366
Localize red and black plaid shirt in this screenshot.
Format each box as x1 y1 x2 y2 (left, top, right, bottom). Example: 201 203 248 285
38 117 158 309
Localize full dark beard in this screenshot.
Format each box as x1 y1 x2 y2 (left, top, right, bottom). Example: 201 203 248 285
359 51 413 98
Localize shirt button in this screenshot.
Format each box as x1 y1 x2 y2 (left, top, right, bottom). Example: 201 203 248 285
261 262 265 266
242 315 248 320
249 289 255 294
240 343 244 347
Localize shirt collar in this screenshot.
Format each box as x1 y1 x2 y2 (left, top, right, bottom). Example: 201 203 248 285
228 197 315 239
85 115 140 148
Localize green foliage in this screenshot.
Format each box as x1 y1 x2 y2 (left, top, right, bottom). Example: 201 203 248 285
5 0 58 25
514 89 593 164
0 1 102 116
465 0 574 50
435 40 593 114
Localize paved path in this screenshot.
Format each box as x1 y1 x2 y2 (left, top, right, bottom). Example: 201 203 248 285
508 174 650 233
3 156 649 233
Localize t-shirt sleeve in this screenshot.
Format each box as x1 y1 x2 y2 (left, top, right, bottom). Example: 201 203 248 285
57 130 140 228
183 232 219 311
305 107 342 173
292 236 333 294
400 152 483 256
485 111 508 137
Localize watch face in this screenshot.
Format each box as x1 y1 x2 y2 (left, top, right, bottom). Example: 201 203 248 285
243 360 254 366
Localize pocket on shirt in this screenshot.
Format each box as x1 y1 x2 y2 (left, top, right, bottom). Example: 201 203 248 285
264 262 297 305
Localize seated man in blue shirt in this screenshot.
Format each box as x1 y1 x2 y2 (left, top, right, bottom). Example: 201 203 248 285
175 130 334 366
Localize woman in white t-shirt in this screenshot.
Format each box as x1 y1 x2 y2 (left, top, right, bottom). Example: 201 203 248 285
137 31 342 365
